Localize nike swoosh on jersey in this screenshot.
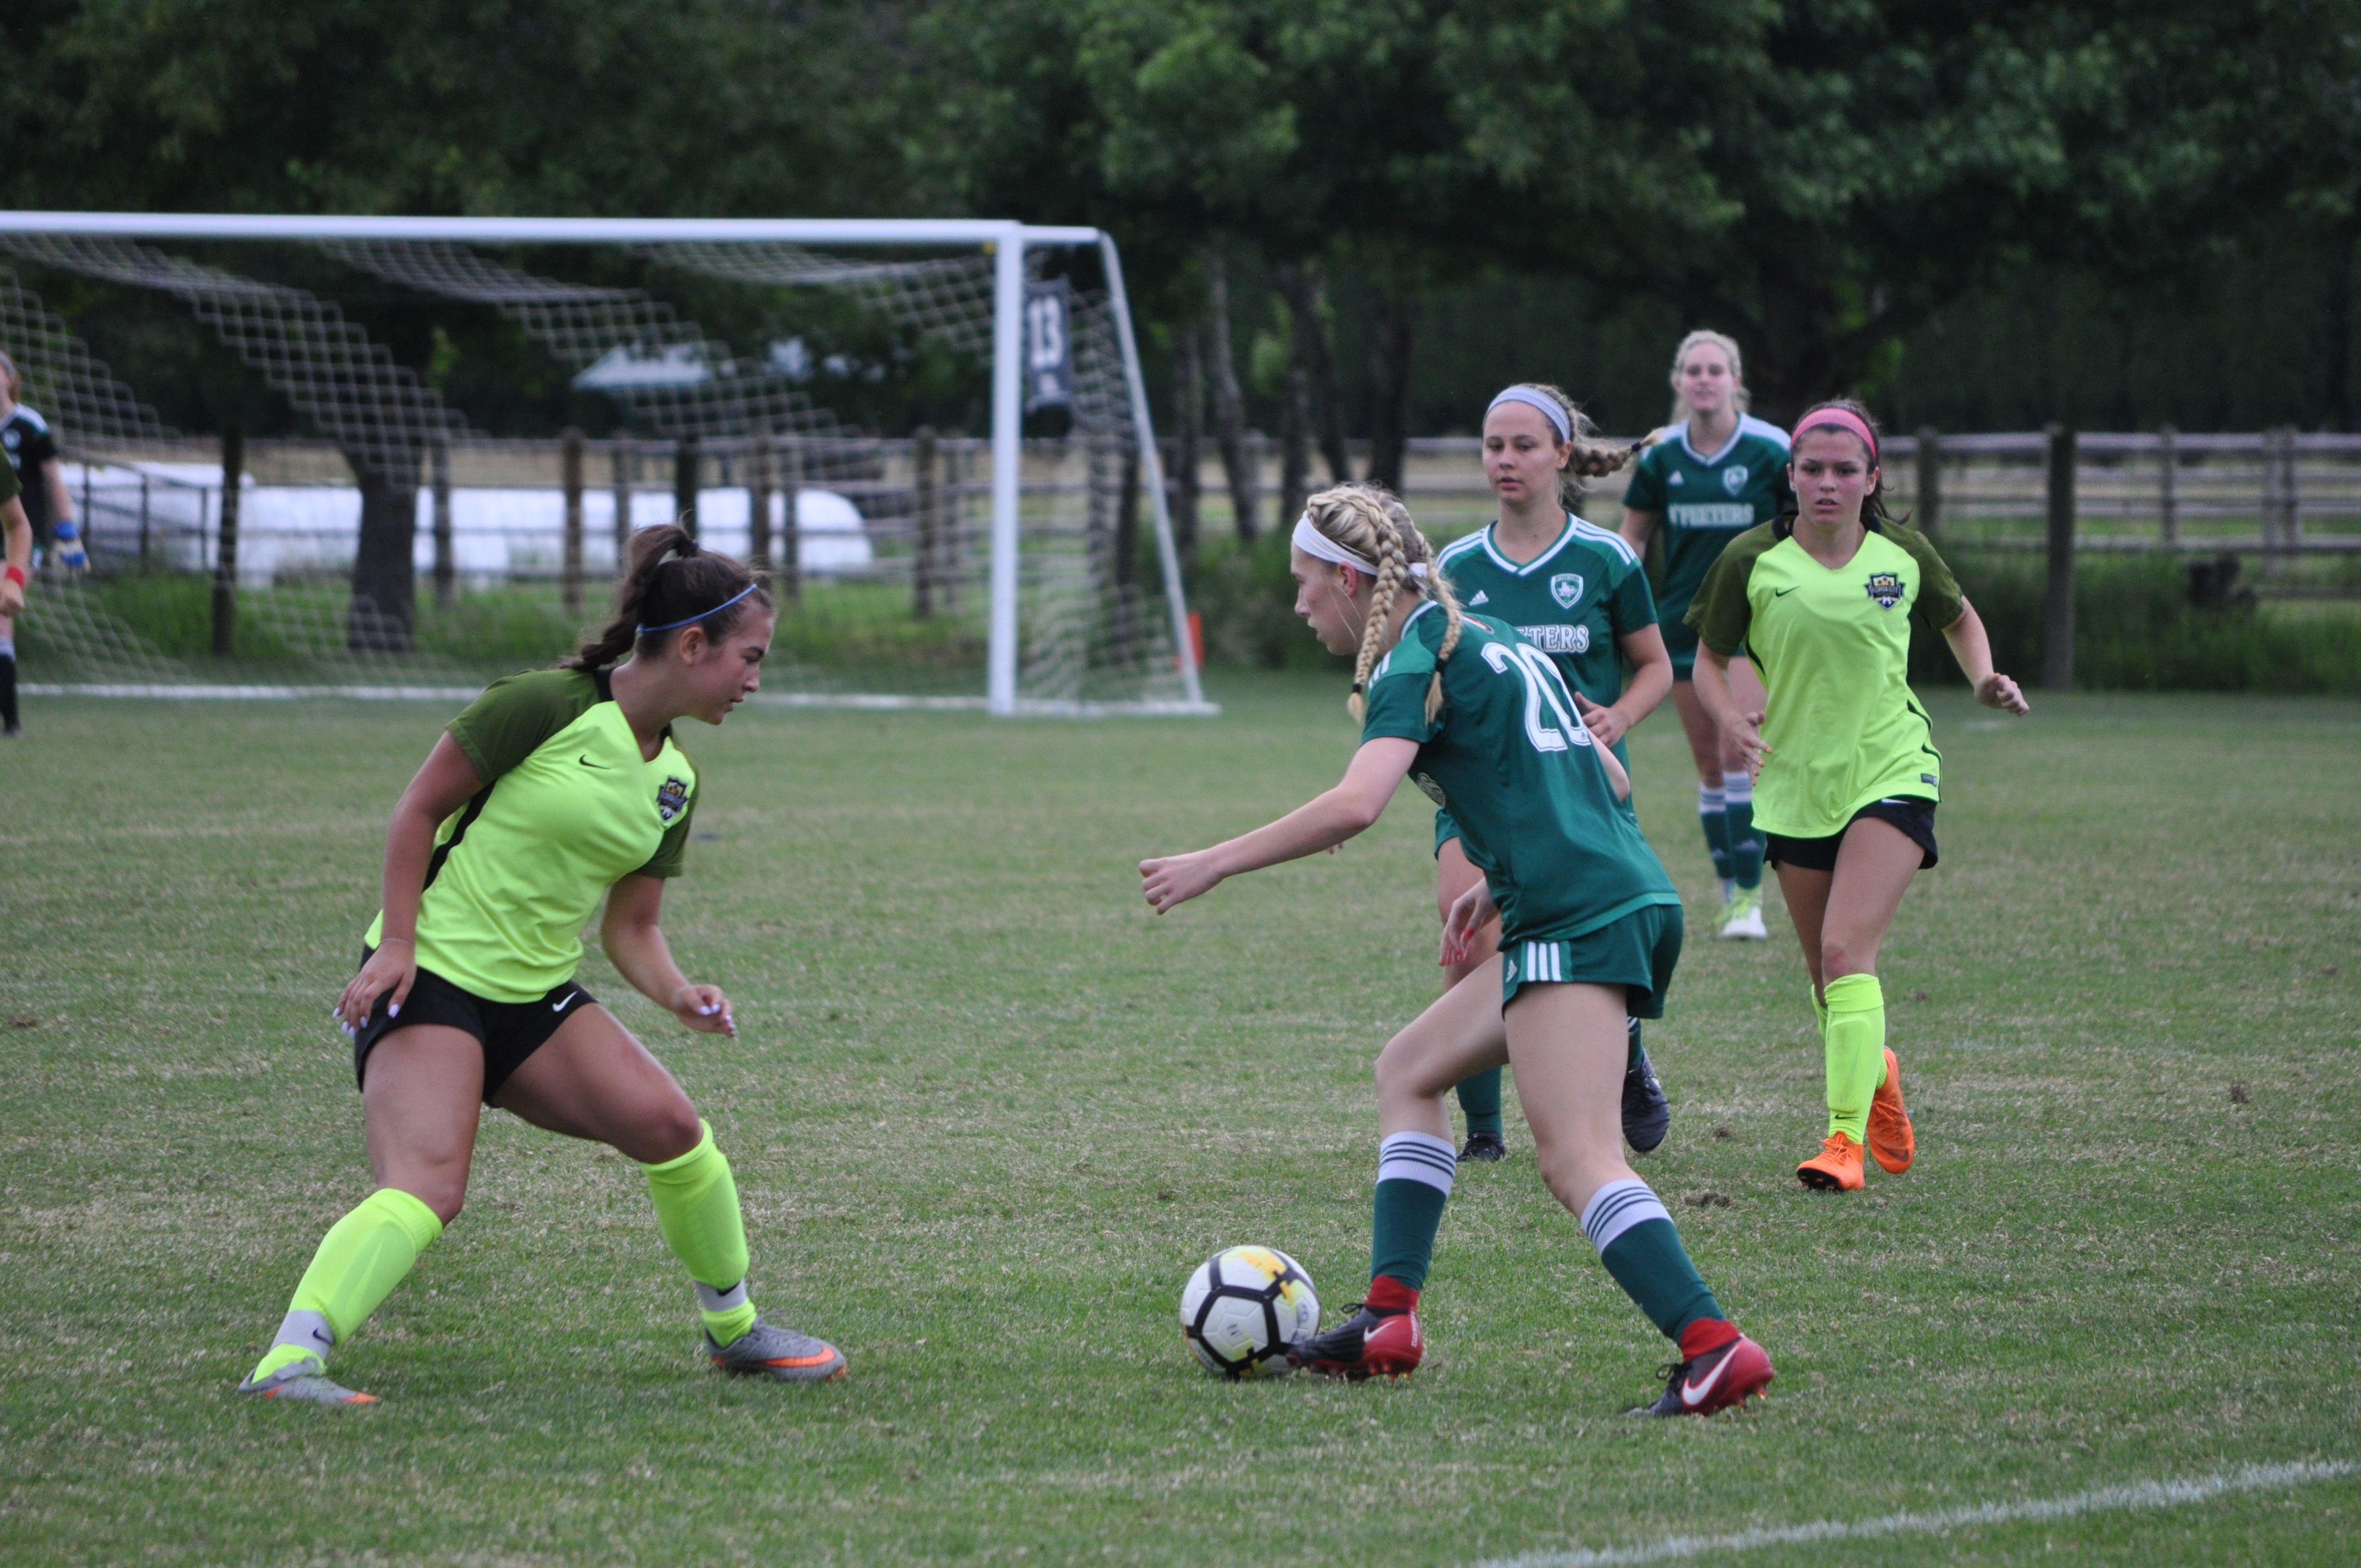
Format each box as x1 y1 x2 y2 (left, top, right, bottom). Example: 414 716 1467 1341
578 755 610 769
1773 586 1798 597
1682 1350 1735 1407
552 992 578 1014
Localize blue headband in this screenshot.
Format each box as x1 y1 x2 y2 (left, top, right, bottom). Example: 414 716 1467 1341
1486 386 1572 443
638 581 758 635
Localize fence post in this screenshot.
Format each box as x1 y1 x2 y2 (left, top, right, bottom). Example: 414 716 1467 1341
560 427 585 618
2157 424 2178 546
429 434 454 611
2281 424 2302 556
211 427 243 658
138 473 151 571
748 433 774 585
913 426 939 619
611 435 633 574
2042 423 2076 691
777 438 803 604
1914 427 1941 531
674 435 700 538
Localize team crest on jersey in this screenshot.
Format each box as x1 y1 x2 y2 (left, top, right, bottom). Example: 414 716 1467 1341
656 776 690 823
1864 572 1905 609
1550 573 1584 609
1413 772 1448 807
1722 465 1748 496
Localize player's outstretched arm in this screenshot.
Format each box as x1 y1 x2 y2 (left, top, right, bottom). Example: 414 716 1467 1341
1141 738 1419 914
602 873 736 1037
335 734 483 1030
1941 601 2030 715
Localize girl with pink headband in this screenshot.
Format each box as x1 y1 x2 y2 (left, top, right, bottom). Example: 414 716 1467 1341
1684 398 2028 1194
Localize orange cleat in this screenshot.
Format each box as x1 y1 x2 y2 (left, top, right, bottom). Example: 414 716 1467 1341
1796 1131 1866 1191
1867 1047 1914 1174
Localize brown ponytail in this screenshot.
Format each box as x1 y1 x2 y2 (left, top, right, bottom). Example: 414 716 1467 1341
1500 383 1633 510
563 523 774 671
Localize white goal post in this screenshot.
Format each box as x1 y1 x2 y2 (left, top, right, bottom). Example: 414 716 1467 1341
0 211 1209 717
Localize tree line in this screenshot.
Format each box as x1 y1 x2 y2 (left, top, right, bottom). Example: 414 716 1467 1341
4 0 2357 544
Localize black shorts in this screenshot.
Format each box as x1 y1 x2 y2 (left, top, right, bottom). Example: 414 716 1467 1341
1765 798 1938 873
349 947 594 1100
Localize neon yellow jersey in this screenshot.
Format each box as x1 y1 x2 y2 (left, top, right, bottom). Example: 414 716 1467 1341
366 669 697 1001
1685 522 1965 840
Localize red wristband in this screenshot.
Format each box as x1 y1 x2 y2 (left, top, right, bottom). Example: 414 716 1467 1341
3 565 25 587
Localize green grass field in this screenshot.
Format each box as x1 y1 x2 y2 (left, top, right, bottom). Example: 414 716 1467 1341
2 675 2356 1566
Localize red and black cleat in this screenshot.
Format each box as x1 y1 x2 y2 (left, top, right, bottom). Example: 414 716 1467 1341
1634 1322 1773 1416
1289 1304 1423 1379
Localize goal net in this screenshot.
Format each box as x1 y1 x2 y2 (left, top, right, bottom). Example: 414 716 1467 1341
0 215 1207 716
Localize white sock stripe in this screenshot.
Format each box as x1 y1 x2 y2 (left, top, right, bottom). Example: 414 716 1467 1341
1721 770 1753 805
1697 785 1726 812
272 1308 335 1355
695 1279 750 1314
1378 1131 1458 1193
1579 1180 1671 1254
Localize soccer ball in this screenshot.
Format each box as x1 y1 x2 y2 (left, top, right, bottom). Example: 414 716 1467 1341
1178 1245 1320 1379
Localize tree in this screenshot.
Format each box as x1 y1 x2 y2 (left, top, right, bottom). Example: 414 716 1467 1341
1434 0 2361 422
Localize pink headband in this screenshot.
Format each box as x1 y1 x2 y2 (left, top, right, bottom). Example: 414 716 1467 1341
1793 408 1878 463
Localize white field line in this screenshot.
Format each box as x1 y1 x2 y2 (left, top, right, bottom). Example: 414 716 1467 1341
1473 1459 2359 1568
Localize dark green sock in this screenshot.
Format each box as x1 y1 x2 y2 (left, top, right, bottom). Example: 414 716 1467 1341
1582 1181 1723 1340
1455 1068 1504 1140
1627 1016 1644 1070
1699 786 1732 883
1370 1133 1457 1291
1724 772 1762 891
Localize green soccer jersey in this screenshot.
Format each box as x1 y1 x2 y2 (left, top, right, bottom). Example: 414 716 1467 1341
1620 416 1793 667
1685 521 1966 840
1362 605 1680 945
365 668 698 1002
1432 513 1656 712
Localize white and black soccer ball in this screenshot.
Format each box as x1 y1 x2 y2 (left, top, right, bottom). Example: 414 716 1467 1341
1178 1245 1320 1379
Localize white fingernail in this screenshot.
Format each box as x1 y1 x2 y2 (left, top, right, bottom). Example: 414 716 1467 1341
388 1004 399 1017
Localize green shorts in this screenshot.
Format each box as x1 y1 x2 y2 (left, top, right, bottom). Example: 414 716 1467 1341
1500 901 1684 1018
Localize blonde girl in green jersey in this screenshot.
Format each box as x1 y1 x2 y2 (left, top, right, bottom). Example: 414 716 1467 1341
1619 331 1791 940
1687 401 2027 1194
1438 385 1675 1161
240 525 844 1405
1139 484 1772 1415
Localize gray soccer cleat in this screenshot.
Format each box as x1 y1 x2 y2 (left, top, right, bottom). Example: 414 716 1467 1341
706 1319 846 1382
237 1353 378 1406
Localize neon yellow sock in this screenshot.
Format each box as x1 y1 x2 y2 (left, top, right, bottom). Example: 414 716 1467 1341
643 1121 757 1344
1808 980 1829 1037
249 1188 443 1382
1822 974 1886 1141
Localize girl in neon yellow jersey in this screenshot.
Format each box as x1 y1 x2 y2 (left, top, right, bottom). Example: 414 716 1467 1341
240 525 844 1404
1687 400 2028 1193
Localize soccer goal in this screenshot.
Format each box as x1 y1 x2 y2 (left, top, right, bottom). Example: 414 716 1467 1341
0 213 1210 716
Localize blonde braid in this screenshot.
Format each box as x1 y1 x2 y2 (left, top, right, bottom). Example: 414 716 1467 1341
1304 483 1460 724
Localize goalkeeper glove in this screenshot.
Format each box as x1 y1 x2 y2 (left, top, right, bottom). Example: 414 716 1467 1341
52 518 87 571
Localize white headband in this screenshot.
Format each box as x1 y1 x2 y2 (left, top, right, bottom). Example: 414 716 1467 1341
1292 514 1427 581
1486 386 1572 443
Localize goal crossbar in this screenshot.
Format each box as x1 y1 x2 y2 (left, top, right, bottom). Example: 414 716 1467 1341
0 212 1209 716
